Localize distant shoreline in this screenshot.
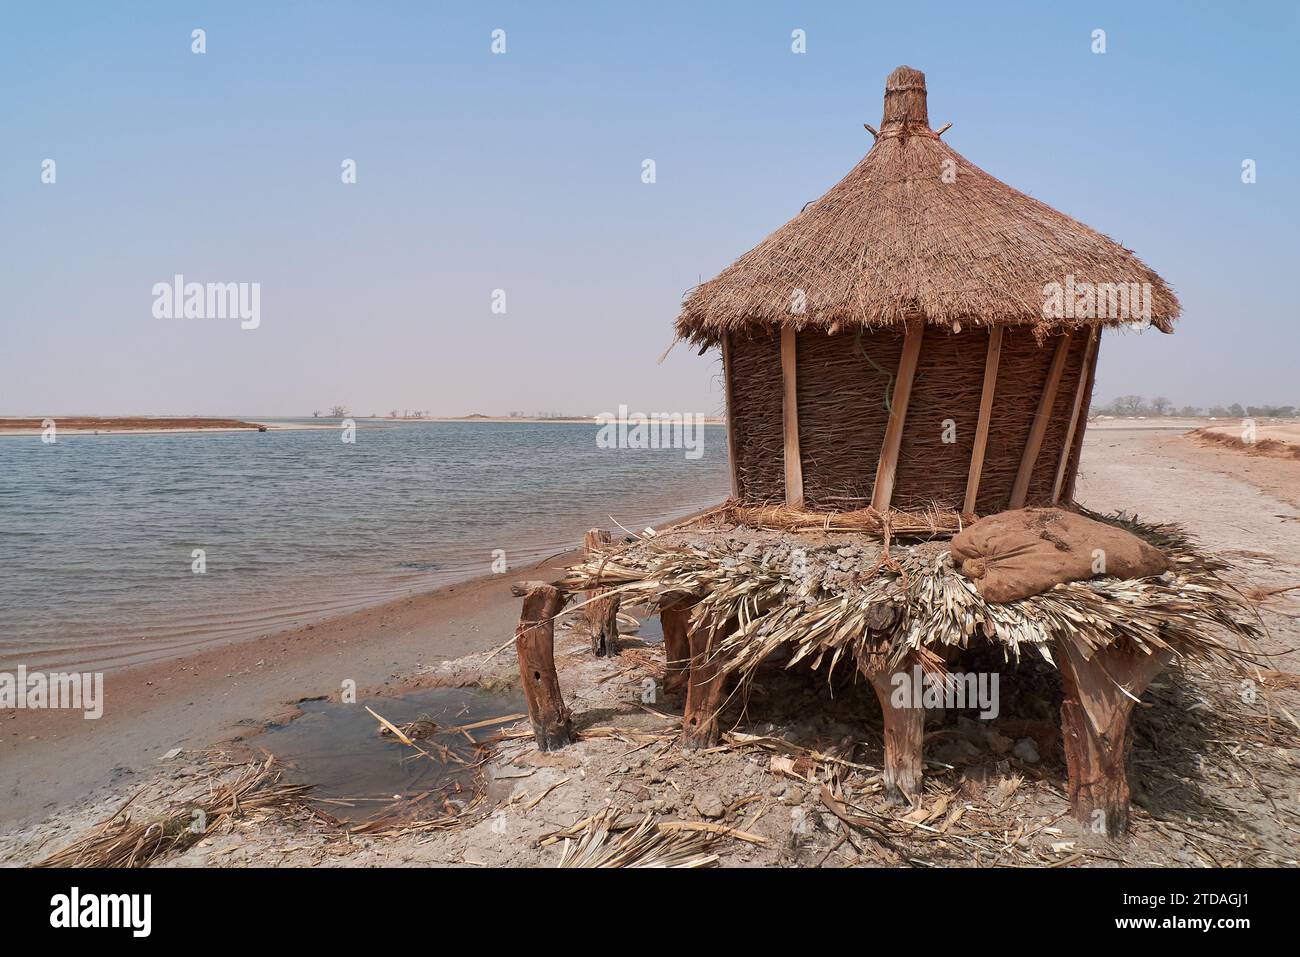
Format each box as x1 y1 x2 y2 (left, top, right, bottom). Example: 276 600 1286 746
0 414 728 435
0 416 337 436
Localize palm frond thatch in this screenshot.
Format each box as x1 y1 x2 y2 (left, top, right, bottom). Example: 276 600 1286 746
557 809 719 868
561 510 1259 682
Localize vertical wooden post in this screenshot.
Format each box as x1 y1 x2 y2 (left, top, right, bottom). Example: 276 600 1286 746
1056 638 1171 837
1008 332 1073 509
871 320 924 512
1052 328 1098 503
514 584 572 750
582 528 620 657
681 618 732 750
857 650 925 804
962 326 1003 515
1062 330 1102 503
658 594 696 698
721 334 740 499
780 328 804 508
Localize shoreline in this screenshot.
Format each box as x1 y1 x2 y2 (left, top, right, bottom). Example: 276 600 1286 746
0 502 720 830
0 416 729 436
0 547 584 829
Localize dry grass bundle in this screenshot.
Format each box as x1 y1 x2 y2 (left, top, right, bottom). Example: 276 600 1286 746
676 66 1178 346
556 808 719 868
562 510 1260 684
36 756 310 868
713 499 962 537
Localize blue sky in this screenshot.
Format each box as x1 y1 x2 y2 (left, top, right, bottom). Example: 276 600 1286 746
1 1 1296 416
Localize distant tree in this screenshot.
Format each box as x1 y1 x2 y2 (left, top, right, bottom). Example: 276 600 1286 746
389 410 398 419
1178 405 1201 417
329 404 348 418
1150 396 1172 416
1227 403 1245 418
1114 395 1146 416
312 410 320 418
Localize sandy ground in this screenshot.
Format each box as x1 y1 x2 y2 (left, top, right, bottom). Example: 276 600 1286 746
3 429 1297 868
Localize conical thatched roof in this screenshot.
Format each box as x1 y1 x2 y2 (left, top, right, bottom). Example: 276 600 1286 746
676 66 1179 345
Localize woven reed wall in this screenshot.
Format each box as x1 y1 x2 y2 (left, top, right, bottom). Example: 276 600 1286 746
1062 335 1102 502
972 330 1052 512
891 325 986 511
725 326 1092 514
1024 333 1090 503
727 331 785 503
795 328 903 509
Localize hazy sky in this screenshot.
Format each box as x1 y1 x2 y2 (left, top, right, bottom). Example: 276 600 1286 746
2 1 1296 418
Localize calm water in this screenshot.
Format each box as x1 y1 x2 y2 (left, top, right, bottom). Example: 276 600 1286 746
0 421 729 671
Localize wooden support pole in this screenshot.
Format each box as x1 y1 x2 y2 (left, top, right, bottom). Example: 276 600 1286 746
857 650 925 804
681 618 732 750
962 325 1003 515
1055 638 1171 837
871 320 924 512
658 594 696 698
1052 328 1099 503
582 528 620 657
780 328 804 508
514 584 573 750
721 334 740 499
1008 332 1073 509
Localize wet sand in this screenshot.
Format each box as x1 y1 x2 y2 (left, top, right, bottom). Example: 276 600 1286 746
0 550 581 828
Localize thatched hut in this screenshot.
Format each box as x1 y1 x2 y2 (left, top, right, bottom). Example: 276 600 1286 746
511 66 1256 842
678 66 1178 516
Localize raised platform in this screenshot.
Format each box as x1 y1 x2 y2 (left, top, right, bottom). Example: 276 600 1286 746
516 505 1258 837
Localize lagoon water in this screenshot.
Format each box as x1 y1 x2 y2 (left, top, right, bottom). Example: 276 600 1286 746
0 420 730 671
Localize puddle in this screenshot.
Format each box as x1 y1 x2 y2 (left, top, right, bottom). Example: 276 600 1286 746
246 685 525 826
627 608 662 643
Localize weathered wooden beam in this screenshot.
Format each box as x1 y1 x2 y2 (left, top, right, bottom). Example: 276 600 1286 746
658 594 697 698
962 325 1003 515
721 334 740 499
1052 328 1099 503
856 650 925 804
1062 330 1102 503
780 328 804 508
1008 332 1073 509
582 528 620 657
514 584 573 750
871 320 924 512
681 618 732 750
1056 638 1171 837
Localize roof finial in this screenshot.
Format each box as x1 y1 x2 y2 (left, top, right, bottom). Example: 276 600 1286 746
881 65 929 131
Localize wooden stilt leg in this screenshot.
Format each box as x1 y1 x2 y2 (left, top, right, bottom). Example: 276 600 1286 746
583 529 620 657
514 584 572 750
1055 639 1171 837
857 651 925 805
681 618 731 750
659 594 696 698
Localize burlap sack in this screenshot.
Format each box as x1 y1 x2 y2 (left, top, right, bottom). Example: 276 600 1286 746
950 508 1170 603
